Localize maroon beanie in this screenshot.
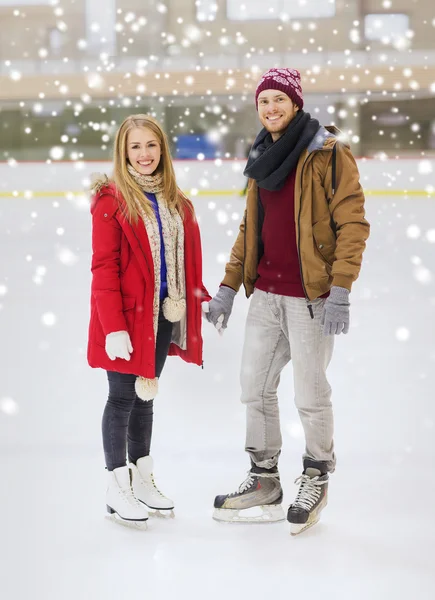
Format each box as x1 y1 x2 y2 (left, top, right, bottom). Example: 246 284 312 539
255 68 304 110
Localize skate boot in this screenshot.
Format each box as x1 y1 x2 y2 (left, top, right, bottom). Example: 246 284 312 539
287 461 329 536
129 456 174 518
106 465 149 529
213 464 285 523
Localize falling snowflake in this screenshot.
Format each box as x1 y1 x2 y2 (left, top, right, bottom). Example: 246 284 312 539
0 398 18 416
406 225 421 239
49 147 64 160
395 327 410 342
216 253 229 264
286 422 304 439
57 247 79 266
418 161 433 175
216 210 229 225
413 266 432 285
41 312 57 327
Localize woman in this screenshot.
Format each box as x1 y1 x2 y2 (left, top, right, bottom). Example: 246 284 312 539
87 114 210 527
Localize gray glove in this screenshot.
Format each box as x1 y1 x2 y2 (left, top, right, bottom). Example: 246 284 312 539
204 286 236 331
321 286 350 336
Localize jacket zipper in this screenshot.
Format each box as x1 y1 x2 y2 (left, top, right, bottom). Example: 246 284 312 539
297 145 334 318
242 212 247 297
193 233 203 369
297 152 315 319
194 241 204 369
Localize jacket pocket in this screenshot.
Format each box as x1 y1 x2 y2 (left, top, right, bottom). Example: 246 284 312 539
94 296 136 348
312 221 336 267
91 305 105 348
122 296 136 336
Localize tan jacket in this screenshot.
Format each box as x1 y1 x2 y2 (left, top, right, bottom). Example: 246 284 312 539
222 127 370 300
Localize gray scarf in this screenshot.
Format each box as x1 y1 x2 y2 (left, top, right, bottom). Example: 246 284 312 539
244 111 320 191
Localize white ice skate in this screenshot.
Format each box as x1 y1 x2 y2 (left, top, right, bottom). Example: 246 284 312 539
130 456 175 518
106 465 149 530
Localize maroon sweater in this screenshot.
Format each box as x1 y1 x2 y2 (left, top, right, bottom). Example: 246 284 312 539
255 169 306 297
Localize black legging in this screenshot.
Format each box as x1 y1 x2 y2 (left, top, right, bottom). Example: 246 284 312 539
102 310 173 471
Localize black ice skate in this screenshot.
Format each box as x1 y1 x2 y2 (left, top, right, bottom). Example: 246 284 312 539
213 465 285 523
287 461 329 536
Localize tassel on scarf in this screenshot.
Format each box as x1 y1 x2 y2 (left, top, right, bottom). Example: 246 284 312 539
163 297 186 322
135 376 159 401
127 165 187 402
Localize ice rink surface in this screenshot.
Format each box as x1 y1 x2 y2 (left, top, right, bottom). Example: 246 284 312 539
0 163 434 599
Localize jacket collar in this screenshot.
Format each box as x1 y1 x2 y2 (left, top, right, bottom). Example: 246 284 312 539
307 125 336 153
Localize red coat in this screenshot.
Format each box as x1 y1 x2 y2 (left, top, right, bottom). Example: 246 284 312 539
87 183 210 378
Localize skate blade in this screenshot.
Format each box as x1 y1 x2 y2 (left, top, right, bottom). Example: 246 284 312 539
106 513 148 530
146 507 175 519
106 508 148 530
289 498 327 536
213 504 285 524
290 517 319 536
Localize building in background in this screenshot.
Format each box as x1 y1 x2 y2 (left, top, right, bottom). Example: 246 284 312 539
0 0 434 160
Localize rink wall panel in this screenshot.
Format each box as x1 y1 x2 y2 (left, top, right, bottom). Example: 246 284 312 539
0 158 434 196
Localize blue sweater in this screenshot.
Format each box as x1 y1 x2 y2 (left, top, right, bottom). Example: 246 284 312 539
145 192 167 300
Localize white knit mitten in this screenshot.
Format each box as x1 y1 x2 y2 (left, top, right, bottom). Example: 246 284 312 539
105 331 133 361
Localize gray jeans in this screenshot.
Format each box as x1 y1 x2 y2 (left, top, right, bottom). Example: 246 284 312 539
240 288 336 472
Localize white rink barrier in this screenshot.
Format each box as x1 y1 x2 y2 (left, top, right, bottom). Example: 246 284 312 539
0 158 434 197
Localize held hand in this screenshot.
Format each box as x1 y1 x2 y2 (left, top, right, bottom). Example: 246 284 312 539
204 286 236 332
105 331 133 361
202 301 225 336
321 287 350 336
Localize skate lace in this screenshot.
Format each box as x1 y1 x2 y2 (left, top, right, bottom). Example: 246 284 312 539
120 484 141 507
149 473 165 497
237 472 255 494
293 474 326 511
230 470 279 496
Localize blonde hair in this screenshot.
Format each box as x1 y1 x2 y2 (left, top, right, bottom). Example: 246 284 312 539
112 114 189 221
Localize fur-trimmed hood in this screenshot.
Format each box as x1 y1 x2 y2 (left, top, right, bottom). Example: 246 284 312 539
89 172 112 195
89 173 118 217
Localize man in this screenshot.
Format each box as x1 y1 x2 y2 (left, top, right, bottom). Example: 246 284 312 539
203 68 370 535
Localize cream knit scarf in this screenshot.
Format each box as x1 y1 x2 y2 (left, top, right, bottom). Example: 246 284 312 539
127 164 186 400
